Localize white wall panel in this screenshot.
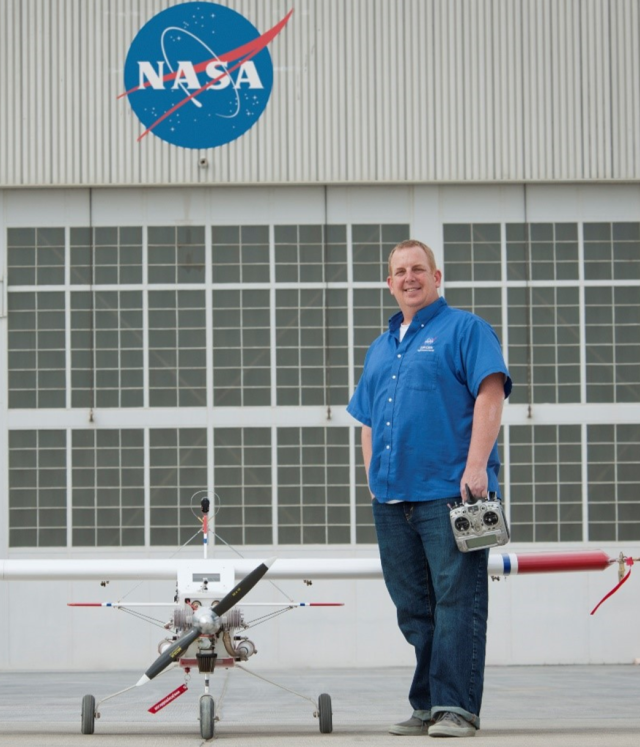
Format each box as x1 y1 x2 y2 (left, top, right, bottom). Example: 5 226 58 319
1 0 640 186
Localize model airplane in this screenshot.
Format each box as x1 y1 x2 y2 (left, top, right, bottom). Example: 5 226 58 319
0 497 636 740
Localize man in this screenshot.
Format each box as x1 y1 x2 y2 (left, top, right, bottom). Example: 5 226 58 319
347 240 511 738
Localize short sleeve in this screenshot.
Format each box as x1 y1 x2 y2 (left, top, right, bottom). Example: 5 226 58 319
347 375 372 427
461 318 512 399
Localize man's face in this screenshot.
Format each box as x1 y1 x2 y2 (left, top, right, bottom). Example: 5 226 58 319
387 245 442 318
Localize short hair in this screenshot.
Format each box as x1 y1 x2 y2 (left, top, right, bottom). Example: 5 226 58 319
387 240 437 276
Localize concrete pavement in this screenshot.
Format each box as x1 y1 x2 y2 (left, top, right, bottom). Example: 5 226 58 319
0 665 639 745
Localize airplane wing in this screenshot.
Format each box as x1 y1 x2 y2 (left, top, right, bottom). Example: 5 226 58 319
0 558 382 581
0 550 619 582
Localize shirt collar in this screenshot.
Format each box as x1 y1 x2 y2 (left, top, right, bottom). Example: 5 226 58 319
389 297 448 336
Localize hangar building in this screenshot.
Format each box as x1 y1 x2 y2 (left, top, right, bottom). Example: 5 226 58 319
0 0 639 670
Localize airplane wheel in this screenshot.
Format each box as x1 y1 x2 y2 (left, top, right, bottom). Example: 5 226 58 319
81 694 96 735
318 693 333 733
200 695 215 740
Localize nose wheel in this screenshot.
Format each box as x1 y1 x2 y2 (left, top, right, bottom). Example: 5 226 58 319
200 694 215 740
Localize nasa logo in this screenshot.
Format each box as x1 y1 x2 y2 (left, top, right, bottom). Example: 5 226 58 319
418 337 437 353
121 2 292 149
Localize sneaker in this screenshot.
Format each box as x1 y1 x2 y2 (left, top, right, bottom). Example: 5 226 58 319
389 715 431 735
428 712 476 738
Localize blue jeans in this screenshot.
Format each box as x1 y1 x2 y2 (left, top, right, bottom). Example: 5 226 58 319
372 498 488 728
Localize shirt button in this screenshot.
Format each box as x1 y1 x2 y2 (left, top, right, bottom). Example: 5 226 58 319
386 422 391 426
397 354 401 358
421 324 424 327
392 375 396 379
386 445 390 449
388 398 392 402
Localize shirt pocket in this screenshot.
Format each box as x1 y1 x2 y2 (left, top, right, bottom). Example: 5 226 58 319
404 352 439 391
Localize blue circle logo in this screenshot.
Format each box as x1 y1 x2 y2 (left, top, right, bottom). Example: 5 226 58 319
122 2 291 149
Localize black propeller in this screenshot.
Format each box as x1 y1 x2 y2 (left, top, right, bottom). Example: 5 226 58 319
211 558 276 617
136 558 275 686
140 627 201 684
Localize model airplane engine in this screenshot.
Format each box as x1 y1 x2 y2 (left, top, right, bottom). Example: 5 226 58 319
163 565 260 672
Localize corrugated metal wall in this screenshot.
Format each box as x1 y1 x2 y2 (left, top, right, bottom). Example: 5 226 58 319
1 0 639 186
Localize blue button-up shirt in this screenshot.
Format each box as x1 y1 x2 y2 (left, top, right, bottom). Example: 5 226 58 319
347 297 512 502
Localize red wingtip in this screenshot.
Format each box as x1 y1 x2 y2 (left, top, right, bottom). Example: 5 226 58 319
67 603 103 607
